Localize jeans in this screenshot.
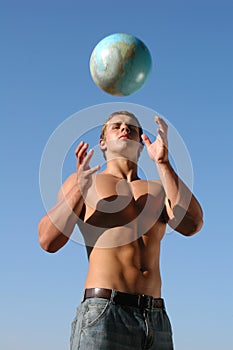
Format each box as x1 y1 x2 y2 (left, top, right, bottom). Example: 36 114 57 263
70 294 174 349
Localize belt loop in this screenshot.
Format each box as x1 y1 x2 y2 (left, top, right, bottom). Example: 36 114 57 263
110 289 116 304
137 294 142 308
81 289 86 303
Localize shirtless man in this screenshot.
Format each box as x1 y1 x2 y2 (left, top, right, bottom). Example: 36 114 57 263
38 111 203 350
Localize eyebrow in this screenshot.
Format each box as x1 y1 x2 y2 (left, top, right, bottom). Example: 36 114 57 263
108 121 139 128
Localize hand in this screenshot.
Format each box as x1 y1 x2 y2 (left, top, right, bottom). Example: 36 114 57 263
75 141 100 198
141 116 169 164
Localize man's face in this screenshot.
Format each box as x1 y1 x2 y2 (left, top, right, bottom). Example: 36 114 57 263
100 114 143 160
105 114 141 141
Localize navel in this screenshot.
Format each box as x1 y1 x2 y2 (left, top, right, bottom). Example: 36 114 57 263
140 267 149 276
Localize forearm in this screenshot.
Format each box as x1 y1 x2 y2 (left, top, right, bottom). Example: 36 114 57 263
38 184 84 252
157 161 203 235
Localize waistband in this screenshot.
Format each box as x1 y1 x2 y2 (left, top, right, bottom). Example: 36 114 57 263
83 288 165 310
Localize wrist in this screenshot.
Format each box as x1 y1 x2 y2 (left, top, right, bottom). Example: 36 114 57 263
155 159 171 168
156 160 175 178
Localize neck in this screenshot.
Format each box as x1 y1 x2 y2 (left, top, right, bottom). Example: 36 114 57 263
103 158 139 182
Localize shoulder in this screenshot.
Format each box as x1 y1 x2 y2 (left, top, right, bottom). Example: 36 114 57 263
147 179 164 192
131 179 165 199
148 180 165 197
131 178 164 189
150 179 163 187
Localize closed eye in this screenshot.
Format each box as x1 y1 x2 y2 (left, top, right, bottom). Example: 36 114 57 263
111 123 120 129
129 126 139 133
110 123 139 134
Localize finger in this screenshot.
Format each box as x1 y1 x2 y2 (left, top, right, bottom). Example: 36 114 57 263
157 129 168 146
86 165 100 175
75 142 88 156
75 141 85 156
141 134 151 148
81 148 94 168
76 143 89 163
155 116 168 132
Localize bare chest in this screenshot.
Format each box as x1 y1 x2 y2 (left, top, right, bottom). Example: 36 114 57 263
81 175 165 228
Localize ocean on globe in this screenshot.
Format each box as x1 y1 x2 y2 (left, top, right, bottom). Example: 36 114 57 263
89 33 152 96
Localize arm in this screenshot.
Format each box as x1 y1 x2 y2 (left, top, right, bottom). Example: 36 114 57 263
142 117 203 236
38 141 100 252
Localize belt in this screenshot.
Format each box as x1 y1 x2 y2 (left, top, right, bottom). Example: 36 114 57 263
83 288 165 310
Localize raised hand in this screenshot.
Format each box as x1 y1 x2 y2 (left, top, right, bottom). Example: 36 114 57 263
75 141 100 198
141 116 169 164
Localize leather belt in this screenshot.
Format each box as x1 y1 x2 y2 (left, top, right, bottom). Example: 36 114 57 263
83 288 165 310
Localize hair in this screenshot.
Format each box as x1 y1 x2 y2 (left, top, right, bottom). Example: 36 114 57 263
100 110 144 144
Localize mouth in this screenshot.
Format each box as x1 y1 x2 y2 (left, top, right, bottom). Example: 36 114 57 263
119 135 130 140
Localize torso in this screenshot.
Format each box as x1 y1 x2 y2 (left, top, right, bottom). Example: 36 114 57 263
77 173 167 298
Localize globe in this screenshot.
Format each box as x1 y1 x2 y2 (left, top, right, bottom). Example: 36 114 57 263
89 33 152 96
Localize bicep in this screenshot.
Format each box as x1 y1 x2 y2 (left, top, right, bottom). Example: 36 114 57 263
164 196 174 221
57 173 78 202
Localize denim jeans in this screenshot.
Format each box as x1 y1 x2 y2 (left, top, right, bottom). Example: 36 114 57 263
70 293 174 349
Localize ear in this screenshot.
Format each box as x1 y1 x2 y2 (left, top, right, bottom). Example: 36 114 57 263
137 142 144 159
99 138 107 151
138 142 144 153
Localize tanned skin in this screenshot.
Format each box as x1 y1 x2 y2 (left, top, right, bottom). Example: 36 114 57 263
38 114 203 298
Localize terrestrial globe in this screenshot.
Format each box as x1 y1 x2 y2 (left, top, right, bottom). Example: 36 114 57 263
90 33 152 96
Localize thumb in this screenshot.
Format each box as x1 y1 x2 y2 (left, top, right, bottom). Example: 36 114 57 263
141 134 151 148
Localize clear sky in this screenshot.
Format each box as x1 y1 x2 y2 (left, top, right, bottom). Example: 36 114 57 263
1 1 233 349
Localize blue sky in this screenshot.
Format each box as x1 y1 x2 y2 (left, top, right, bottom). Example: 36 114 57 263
1 1 233 349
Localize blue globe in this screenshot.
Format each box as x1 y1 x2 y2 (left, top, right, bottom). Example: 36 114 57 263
90 33 152 96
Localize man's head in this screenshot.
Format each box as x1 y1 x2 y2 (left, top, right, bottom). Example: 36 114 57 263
99 111 144 161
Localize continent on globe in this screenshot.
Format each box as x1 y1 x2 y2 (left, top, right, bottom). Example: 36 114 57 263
90 33 152 96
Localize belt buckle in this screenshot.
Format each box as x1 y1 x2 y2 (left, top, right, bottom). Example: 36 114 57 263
138 295 152 309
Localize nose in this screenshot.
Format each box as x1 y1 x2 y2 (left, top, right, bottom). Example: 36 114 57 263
121 124 130 134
